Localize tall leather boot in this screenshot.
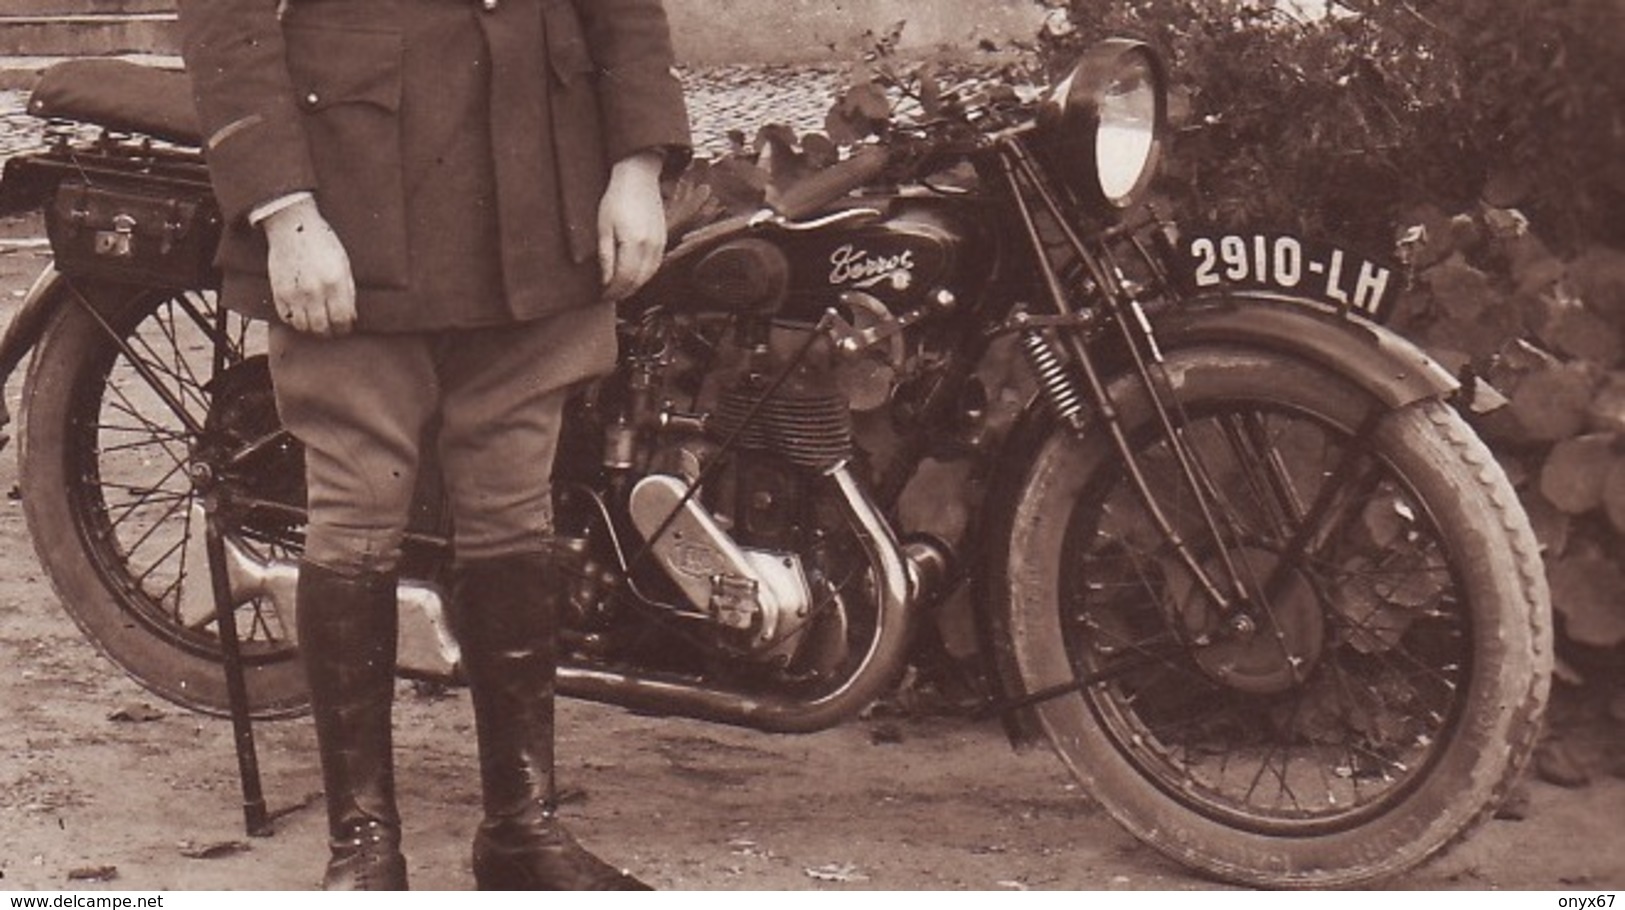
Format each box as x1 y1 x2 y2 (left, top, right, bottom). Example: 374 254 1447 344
297 561 408 890
449 550 651 891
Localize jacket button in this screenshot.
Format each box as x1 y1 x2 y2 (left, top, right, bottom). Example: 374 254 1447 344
481 0 498 9
304 91 320 106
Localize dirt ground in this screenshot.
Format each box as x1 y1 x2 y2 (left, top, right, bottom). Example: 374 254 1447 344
0 234 1622 892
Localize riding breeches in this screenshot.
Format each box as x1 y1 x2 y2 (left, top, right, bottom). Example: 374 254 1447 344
267 302 615 574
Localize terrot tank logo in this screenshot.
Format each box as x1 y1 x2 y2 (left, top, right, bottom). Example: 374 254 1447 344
828 243 915 291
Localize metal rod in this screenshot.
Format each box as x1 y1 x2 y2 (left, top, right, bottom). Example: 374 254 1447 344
976 642 1192 718
67 283 207 437
994 144 1233 616
1006 140 1252 611
1257 407 1384 609
203 504 271 837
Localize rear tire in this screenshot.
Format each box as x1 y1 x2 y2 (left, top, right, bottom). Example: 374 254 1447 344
18 279 308 717
997 346 1550 887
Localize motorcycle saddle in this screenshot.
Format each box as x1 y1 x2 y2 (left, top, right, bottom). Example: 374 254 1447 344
28 59 202 147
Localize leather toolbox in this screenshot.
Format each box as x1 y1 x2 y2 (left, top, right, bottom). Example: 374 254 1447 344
46 175 222 289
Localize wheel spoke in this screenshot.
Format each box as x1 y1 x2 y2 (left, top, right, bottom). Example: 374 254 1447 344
110 484 191 559
95 433 190 455
99 379 195 467
46 289 296 666
100 462 191 530
1059 394 1470 833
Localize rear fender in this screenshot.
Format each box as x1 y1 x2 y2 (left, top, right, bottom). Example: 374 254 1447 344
0 156 61 219
0 266 68 448
1 265 68 380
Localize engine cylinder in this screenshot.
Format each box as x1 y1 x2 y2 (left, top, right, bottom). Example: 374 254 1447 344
711 373 853 470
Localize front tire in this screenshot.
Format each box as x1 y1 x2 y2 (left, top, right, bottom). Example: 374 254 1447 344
997 346 1550 887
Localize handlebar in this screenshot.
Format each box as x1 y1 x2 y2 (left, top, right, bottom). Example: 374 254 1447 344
768 145 892 222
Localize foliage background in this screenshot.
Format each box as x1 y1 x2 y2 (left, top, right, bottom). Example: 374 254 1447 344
1042 0 1625 251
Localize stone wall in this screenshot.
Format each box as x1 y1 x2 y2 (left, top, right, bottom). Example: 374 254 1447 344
0 0 1045 65
666 0 1044 64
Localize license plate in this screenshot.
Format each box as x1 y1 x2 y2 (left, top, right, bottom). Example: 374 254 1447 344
1178 231 1400 323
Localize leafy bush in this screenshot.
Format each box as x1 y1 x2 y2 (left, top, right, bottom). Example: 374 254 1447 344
1042 0 1625 253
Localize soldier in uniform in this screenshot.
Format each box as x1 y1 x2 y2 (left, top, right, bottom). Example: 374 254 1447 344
176 0 691 890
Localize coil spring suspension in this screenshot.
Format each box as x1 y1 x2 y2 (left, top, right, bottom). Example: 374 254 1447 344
1021 329 1088 431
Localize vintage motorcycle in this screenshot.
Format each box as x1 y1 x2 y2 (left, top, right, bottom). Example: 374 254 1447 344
0 42 1550 887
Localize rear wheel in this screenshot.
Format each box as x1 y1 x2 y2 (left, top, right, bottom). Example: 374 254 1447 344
18 279 309 717
998 346 1550 886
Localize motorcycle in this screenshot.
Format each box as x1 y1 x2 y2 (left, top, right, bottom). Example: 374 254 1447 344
0 42 1551 887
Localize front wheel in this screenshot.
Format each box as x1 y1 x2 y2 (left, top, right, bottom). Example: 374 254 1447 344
996 346 1550 887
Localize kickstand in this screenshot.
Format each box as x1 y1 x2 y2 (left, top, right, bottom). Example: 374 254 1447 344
203 505 273 837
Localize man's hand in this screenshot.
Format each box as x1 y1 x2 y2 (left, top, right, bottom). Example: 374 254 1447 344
262 196 357 337
597 151 667 302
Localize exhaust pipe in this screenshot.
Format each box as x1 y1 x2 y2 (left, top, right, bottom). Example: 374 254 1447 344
902 534 955 609
196 506 461 678
555 461 921 733
199 461 928 732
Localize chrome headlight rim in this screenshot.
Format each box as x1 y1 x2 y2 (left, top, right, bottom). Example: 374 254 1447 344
1038 39 1169 215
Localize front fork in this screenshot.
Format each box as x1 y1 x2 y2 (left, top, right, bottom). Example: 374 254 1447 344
992 140 1338 707
995 140 1254 631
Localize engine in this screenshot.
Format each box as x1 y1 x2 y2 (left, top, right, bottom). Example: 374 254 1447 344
641 328 869 674
551 199 991 682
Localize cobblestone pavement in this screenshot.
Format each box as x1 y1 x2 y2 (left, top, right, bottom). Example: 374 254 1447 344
0 64 846 162
0 89 39 157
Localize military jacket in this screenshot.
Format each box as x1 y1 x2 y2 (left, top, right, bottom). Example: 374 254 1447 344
177 0 692 331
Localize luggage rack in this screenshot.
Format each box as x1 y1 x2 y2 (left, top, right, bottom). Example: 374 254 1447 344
0 128 213 217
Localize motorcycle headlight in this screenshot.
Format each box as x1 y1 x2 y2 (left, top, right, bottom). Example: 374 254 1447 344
1037 40 1168 215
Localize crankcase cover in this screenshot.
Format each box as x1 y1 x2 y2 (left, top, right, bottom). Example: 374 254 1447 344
628 473 813 651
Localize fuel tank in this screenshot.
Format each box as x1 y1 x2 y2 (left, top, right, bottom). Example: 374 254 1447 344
636 196 998 325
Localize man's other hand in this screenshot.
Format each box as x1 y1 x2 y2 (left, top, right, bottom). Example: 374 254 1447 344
597 151 667 303
263 197 357 337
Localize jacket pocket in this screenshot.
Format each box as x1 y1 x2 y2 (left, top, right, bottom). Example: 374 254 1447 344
283 23 410 289
543 0 608 264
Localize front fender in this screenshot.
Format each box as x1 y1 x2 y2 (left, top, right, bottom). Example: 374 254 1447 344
0 265 68 450
1156 291 1459 408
